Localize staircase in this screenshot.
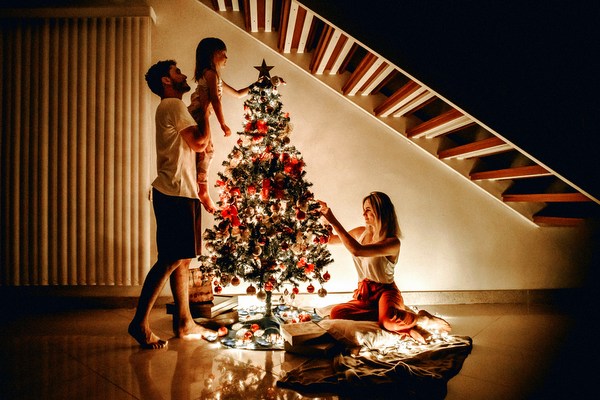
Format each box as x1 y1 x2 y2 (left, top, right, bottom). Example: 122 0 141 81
200 0 599 227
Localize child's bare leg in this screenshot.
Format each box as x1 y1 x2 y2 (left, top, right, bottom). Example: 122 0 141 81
197 182 216 214
196 144 216 213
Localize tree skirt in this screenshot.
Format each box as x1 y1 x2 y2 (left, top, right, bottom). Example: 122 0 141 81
219 305 322 350
277 319 473 399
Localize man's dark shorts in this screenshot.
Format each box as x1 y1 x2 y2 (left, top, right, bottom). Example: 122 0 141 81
152 188 202 263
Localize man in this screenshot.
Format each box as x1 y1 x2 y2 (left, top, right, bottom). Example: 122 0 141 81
128 60 214 349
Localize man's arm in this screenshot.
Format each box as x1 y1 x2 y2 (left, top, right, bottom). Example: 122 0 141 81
180 123 209 152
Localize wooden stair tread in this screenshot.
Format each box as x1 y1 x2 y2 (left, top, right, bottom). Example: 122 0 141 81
502 193 592 202
532 215 586 227
438 137 512 159
470 165 552 181
407 108 473 139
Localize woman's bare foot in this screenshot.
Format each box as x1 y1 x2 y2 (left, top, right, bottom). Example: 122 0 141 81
177 319 218 341
128 321 168 350
417 309 452 333
409 326 432 344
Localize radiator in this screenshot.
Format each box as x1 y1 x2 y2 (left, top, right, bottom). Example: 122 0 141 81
0 12 155 286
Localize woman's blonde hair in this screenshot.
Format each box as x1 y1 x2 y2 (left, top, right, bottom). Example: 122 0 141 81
363 191 401 239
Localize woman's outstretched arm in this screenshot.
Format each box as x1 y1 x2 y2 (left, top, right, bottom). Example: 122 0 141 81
318 200 399 258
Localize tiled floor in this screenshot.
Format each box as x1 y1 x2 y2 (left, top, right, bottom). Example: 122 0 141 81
0 302 592 399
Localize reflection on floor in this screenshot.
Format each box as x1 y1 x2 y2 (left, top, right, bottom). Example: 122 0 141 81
0 302 591 399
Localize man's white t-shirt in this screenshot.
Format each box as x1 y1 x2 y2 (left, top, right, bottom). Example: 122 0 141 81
151 98 199 200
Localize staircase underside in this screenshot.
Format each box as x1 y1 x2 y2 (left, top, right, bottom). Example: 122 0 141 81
201 0 600 227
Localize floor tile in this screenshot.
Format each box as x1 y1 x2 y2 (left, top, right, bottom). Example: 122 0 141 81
0 303 590 399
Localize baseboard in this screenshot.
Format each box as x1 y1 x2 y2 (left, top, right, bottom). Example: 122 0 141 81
0 286 585 315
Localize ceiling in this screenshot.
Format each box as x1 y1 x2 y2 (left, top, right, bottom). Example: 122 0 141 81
298 0 600 197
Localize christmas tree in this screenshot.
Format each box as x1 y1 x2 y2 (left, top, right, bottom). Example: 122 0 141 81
199 60 333 317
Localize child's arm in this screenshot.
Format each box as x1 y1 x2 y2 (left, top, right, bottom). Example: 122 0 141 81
222 81 249 99
205 69 231 136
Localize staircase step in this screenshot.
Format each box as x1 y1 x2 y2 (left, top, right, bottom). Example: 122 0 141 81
532 216 586 227
470 165 552 181
438 137 512 160
407 108 474 139
502 193 592 202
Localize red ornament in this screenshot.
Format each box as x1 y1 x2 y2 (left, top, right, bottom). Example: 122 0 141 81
292 287 299 295
247 185 256 195
323 271 331 281
265 281 273 291
231 276 240 286
250 323 260 332
306 283 315 293
261 178 271 201
214 285 223 294
218 326 228 336
295 208 306 220
246 284 257 295
298 312 312 322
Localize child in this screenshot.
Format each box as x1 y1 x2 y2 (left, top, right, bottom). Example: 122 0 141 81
188 37 249 213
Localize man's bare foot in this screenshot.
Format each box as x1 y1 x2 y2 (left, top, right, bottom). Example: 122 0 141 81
198 185 216 213
177 320 218 341
128 321 168 350
417 309 452 333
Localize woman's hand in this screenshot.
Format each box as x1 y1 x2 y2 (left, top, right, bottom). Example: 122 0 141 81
317 200 331 219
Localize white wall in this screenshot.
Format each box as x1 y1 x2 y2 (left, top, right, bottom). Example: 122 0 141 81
147 0 597 294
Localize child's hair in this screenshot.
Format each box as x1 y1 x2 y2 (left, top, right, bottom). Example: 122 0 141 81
363 191 401 239
194 37 227 82
145 59 176 97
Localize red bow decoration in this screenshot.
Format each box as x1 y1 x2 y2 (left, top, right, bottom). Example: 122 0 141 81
221 205 241 227
256 119 268 134
284 156 304 177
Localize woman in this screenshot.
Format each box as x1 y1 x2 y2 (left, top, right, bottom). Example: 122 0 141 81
318 192 451 343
